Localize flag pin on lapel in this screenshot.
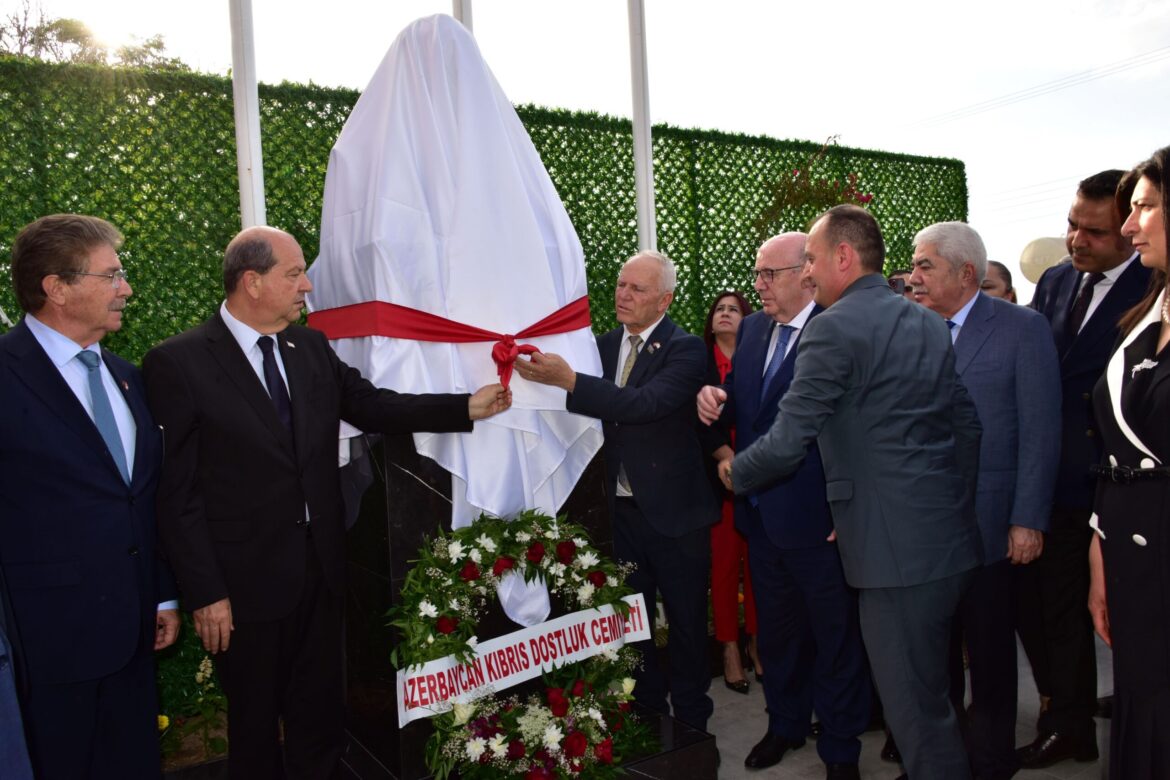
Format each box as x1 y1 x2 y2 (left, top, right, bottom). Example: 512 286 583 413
286 341 296 349
121 380 129 391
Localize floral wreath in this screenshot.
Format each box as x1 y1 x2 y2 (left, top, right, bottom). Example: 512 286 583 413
389 509 655 779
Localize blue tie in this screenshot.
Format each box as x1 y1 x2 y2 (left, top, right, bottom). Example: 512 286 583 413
760 324 794 401
257 336 294 434
77 350 130 484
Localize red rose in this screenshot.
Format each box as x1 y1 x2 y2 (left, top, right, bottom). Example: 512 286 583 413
586 570 606 588
594 737 614 764
555 540 576 565
563 731 587 759
459 560 481 582
436 615 458 634
526 542 546 564
612 717 623 731
546 687 569 718
570 679 589 697
492 556 516 576
507 740 525 760
618 701 631 712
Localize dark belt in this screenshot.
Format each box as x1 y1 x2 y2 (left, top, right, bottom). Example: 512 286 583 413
1090 463 1170 483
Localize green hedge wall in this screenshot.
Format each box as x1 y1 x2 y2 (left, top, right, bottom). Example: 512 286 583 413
0 56 966 359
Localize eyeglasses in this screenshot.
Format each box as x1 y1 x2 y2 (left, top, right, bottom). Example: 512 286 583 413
751 264 804 285
62 269 129 289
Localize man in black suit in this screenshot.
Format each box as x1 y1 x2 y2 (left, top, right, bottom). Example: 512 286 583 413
514 250 717 731
0 214 178 778
1016 170 1152 768
698 233 871 780
143 226 510 779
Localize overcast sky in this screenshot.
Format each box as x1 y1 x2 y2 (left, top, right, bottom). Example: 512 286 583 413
8 0 1170 301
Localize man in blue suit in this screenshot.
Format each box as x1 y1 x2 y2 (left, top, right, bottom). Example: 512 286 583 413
0 215 179 778
698 233 870 780
515 250 718 731
910 221 1061 779
1016 170 1152 768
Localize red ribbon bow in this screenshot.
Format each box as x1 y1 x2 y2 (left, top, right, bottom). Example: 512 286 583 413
307 296 591 389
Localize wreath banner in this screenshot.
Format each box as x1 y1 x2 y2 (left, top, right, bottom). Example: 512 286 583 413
398 594 650 726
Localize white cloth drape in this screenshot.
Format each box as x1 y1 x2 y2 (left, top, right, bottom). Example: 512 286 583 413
307 16 603 600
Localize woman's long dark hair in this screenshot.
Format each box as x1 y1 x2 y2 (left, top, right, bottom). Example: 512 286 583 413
702 290 754 352
1117 146 1170 336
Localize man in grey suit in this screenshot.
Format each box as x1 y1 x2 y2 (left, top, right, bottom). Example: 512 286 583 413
729 205 984 780
910 221 1061 779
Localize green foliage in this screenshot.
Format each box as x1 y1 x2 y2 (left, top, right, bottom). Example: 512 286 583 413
155 613 228 758
0 57 965 357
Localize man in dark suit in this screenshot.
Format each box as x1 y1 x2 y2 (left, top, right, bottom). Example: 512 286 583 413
909 221 1061 779
698 233 870 780
0 214 179 779
143 226 510 779
1016 170 1152 768
728 205 984 780
514 250 717 731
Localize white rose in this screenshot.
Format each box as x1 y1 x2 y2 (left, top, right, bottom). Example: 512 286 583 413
467 635 479 650
621 677 636 696
418 600 439 618
452 701 476 725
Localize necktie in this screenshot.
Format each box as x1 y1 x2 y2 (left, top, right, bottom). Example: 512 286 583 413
618 334 643 387
257 336 293 433
616 334 643 494
760 324 794 401
77 350 130 484
1065 271 1106 341
946 319 957 342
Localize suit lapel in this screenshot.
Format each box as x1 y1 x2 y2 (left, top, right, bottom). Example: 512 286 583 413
954 294 994 375
1105 290 1163 463
1048 266 1079 355
102 350 155 487
4 322 115 474
625 316 674 387
204 314 295 454
738 315 771 424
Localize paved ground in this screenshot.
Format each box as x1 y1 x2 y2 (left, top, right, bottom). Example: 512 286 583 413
707 637 1112 780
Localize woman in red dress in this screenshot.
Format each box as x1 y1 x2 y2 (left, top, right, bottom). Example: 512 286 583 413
700 290 761 692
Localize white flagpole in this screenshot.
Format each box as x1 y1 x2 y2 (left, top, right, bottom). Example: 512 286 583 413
228 0 266 228
452 0 474 33
627 0 656 252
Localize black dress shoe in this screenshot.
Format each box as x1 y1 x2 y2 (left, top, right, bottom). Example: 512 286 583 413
809 720 824 738
744 732 804 769
1017 731 1098 769
880 733 901 763
724 676 750 695
825 763 861 780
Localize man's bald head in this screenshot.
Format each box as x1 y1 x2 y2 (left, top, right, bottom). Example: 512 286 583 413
757 232 808 266
223 226 298 294
754 231 811 320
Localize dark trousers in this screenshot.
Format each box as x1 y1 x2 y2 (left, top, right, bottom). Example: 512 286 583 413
949 559 1020 779
215 539 345 780
746 519 870 765
23 641 161 779
613 497 713 732
860 568 975 780
1016 510 1097 740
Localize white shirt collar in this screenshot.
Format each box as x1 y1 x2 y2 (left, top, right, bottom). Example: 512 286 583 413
1100 252 1139 282
623 313 666 345
24 312 100 367
220 301 271 355
948 290 981 330
778 300 816 330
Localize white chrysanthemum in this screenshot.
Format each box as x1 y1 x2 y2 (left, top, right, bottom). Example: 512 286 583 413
573 537 589 548
588 707 604 724
574 551 600 569
489 734 508 759
515 531 532 543
577 582 595 604
426 634 435 645
447 540 465 560
477 534 498 553
601 647 620 662
419 600 439 618
607 576 619 588
543 724 564 751
549 563 567 578
452 701 476 725
466 737 487 760
469 548 482 564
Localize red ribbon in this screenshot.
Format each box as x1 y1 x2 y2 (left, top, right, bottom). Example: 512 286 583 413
307 296 591 389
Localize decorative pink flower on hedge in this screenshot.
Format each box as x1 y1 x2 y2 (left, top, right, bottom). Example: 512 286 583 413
594 737 614 764
586 570 606 588
525 542 546 563
492 556 516 576
459 561 481 582
555 540 576 565
436 615 459 634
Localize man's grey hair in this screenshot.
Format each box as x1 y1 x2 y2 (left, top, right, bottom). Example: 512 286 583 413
223 232 280 294
913 221 988 282
625 249 678 294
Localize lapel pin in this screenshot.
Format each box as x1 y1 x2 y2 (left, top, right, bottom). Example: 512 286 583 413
286 341 296 349
647 342 660 354
1132 358 1158 378
121 380 129 391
